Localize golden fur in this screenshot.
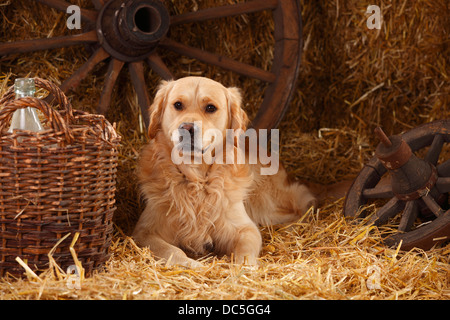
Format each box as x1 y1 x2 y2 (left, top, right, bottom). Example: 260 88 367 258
132 77 316 267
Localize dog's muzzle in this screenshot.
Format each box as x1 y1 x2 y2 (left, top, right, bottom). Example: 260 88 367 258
177 122 212 154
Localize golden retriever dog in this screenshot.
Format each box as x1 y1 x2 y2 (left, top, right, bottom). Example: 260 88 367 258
132 77 316 268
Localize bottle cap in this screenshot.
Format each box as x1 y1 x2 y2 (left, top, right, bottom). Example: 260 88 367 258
14 78 36 97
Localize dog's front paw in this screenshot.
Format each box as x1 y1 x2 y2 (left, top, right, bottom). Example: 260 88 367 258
300 189 318 214
234 253 259 267
166 256 203 269
306 197 318 213
186 259 204 269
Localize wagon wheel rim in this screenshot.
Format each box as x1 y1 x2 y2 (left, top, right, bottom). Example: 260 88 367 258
0 0 303 131
343 120 450 251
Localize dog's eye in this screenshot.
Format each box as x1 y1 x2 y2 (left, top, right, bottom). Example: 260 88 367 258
205 104 217 113
174 101 183 110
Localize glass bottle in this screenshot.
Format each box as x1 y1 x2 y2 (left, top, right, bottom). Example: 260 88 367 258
8 78 44 133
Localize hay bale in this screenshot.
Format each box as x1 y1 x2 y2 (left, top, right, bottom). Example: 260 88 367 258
0 0 448 299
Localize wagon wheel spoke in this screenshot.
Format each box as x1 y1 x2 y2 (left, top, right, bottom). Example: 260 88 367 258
97 58 125 115
398 200 419 232
170 0 278 26
421 194 445 218
159 38 276 83
36 0 98 23
60 47 110 93
436 177 450 194
437 160 450 176
129 61 151 128
167 0 302 130
147 52 174 81
424 134 444 165
0 31 97 56
362 183 393 199
368 198 404 226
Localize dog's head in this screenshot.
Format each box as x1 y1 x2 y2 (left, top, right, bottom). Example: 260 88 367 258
147 77 248 156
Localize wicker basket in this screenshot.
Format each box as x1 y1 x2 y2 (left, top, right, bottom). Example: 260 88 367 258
0 78 120 277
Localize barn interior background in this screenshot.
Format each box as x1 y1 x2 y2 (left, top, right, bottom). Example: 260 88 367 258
0 0 448 299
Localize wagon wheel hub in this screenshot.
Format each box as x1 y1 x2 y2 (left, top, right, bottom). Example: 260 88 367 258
97 0 169 62
343 121 450 251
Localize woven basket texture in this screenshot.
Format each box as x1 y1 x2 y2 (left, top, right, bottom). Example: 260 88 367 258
0 78 121 277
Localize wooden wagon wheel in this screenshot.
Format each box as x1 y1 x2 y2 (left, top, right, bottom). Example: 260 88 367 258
343 120 450 251
0 0 303 130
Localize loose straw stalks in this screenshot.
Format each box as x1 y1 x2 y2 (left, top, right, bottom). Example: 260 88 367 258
15 232 85 286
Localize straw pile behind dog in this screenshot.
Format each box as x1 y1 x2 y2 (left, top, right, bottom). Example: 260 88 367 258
0 0 449 299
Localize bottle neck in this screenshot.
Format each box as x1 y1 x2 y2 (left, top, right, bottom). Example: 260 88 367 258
14 78 36 99
9 78 43 133
15 91 35 99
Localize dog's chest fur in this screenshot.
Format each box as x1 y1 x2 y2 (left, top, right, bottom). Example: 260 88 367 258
171 177 226 254
138 141 252 256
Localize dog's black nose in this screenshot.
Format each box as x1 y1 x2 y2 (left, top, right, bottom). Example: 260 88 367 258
179 122 195 136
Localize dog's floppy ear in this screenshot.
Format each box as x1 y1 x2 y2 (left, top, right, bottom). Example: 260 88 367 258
227 87 248 132
148 80 171 139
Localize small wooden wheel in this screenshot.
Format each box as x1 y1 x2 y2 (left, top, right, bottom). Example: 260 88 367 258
0 0 303 130
343 120 450 251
